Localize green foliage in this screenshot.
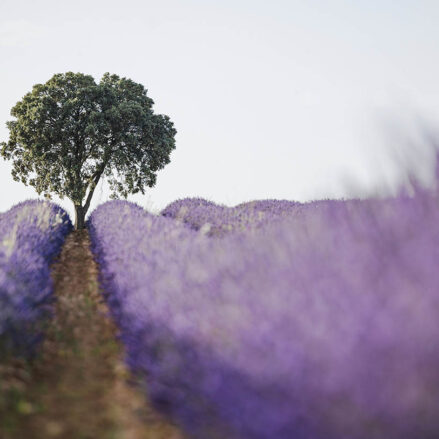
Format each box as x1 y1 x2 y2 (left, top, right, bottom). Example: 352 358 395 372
1 72 176 225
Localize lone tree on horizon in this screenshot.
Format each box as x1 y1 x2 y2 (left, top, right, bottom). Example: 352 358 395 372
1 72 176 229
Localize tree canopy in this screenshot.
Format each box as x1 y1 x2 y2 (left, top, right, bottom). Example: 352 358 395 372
1 72 176 228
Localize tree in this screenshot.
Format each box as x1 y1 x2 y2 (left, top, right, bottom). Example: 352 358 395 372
1 72 176 229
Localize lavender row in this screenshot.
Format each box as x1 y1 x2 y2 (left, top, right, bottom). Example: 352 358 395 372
0 200 72 356
161 197 302 236
89 190 439 439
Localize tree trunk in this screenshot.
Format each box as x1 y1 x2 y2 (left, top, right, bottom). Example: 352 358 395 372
74 205 86 230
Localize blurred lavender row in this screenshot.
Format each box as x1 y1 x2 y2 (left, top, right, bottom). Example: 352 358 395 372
89 185 439 439
0 200 72 356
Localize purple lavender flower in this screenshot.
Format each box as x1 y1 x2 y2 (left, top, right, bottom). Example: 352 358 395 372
89 187 439 438
0 200 72 356
162 197 301 236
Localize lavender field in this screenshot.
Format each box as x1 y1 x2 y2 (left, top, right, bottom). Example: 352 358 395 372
89 182 439 439
0 201 72 356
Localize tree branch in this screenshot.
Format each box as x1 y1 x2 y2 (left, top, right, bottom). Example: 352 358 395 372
82 148 114 214
83 168 103 214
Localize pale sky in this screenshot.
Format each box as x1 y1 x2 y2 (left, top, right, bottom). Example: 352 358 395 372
1 0 439 217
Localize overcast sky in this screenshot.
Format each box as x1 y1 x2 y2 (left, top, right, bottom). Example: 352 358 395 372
1 0 439 216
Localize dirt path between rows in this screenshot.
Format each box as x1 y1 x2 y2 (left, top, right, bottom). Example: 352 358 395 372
1 230 184 439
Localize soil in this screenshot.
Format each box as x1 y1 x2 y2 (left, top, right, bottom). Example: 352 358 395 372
0 230 185 439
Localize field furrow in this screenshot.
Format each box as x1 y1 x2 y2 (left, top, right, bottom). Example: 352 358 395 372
1 230 184 439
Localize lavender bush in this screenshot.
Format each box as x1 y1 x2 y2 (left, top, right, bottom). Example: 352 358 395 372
162 197 301 236
0 200 72 356
89 185 439 439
